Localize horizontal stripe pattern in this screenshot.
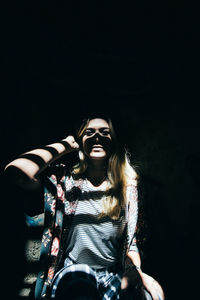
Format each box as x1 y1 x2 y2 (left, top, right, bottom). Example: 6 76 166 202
65 179 127 269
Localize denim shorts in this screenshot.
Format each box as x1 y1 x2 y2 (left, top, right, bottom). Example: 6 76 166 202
50 257 160 300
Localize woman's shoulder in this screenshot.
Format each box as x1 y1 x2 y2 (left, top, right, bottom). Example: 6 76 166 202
65 172 85 189
125 165 138 187
126 177 138 187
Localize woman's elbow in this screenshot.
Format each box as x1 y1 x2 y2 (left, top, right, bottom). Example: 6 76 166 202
4 163 41 191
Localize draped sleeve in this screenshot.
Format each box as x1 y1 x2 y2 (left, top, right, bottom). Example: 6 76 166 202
126 180 139 253
35 164 68 299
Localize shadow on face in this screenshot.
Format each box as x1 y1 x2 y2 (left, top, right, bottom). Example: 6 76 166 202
81 118 113 160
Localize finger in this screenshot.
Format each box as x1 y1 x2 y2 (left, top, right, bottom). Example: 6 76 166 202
72 141 79 149
154 282 165 299
150 280 165 300
152 281 164 296
66 135 75 143
65 136 79 149
148 286 160 300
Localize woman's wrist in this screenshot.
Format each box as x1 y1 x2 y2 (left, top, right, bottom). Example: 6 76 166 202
45 142 68 155
124 262 142 273
135 265 142 272
136 267 143 277
40 140 73 160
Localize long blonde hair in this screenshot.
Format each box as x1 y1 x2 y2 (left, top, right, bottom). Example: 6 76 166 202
72 117 138 220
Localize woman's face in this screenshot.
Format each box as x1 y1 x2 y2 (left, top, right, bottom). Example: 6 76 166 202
82 118 112 160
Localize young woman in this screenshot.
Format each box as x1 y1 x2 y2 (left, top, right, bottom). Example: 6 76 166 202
5 117 164 300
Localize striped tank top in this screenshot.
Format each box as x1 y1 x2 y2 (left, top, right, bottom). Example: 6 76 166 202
65 178 127 270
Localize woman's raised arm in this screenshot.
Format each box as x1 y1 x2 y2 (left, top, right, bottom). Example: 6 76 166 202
4 136 79 190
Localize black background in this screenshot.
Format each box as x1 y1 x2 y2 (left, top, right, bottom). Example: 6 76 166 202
1 1 200 299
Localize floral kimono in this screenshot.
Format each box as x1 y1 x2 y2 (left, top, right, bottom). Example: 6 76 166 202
33 164 138 299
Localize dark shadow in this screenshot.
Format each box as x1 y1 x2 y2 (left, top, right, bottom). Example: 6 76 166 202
184 153 200 299
53 272 100 300
1 173 27 300
137 174 170 298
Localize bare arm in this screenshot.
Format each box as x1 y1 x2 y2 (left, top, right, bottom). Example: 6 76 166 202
121 183 165 299
4 136 79 190
126 250 141 270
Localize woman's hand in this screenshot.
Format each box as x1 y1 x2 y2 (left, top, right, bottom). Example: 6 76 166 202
121 268 165 300
62 136 80 153
139 271 165 300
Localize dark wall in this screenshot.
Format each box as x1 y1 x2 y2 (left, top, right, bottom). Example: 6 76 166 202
1 1 199 299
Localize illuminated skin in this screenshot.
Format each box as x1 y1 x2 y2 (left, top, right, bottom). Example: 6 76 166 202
81 118 112 186
82 118 112 160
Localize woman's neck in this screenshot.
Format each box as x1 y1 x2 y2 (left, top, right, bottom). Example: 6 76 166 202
86 160 108 186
